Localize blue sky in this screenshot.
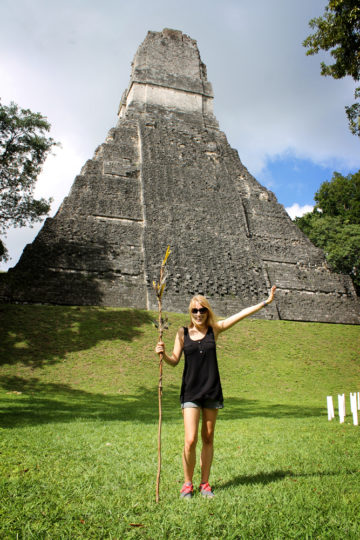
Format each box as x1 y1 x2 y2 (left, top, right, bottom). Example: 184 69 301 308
1 0 359 269
258 155 358 216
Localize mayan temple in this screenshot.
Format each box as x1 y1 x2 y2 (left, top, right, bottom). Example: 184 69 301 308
2 28 359 323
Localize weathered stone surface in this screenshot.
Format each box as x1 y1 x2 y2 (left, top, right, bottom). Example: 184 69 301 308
1 28 359 323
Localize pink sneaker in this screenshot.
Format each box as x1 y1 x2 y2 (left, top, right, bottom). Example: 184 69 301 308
180 482 194 499
199 482 214 498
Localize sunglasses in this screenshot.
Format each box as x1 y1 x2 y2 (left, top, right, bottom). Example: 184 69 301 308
191 307 208 314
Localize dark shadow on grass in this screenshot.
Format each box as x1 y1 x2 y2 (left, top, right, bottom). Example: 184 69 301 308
1 376 325 429
218 469 357 490
219 470 294 488
0 377 182 428
0 305 154 368
221 396 324 420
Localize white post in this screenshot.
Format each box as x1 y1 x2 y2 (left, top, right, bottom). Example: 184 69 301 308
350 393 358 426
338 394 345 423
357 392 360 411
350 392 355 413
327 396 335 420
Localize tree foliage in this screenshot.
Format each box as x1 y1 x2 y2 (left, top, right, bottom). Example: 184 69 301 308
0 100 57 261
315 170 360 223
303 0 360 136
294 170 360 294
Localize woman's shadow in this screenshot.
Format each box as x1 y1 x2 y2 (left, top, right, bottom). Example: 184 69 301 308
218 469 346 489
219 470 293 489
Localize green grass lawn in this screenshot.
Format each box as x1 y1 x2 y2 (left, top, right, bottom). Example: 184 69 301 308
1 305 360 539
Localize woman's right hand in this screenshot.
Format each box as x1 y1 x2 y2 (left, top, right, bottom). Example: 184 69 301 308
155 341 165 356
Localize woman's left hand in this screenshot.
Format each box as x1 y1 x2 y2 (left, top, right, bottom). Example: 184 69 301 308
267 285 276 304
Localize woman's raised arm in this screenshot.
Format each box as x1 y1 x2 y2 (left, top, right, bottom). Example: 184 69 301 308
216 285 276 335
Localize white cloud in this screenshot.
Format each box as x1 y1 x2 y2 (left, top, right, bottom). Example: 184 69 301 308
285 203 313 220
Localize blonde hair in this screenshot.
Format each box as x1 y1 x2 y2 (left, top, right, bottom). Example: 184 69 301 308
188 295 219 330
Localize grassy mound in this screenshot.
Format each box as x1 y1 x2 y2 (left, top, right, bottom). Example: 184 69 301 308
1 305 359 538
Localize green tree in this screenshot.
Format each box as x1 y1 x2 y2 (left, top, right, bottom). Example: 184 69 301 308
0 100 57 261
303 0 360 136
315 170 360 222
294 171 360 294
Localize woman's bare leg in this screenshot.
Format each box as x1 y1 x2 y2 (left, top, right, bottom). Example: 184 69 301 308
182 407 201 483
200 408 218 484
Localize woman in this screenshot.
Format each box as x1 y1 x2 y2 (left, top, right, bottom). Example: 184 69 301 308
155 285 276 499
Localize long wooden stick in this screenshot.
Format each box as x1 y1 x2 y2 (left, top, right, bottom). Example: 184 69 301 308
156 278 164 504
153 246 171 503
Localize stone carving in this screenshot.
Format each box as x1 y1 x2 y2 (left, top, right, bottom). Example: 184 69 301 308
1 29 359 323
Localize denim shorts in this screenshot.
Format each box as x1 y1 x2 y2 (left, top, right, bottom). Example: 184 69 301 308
181 399 224 409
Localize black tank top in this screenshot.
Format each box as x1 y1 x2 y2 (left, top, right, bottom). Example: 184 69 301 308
180 326 223 404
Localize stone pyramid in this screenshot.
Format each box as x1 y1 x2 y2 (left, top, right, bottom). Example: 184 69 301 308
3 28 359 323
